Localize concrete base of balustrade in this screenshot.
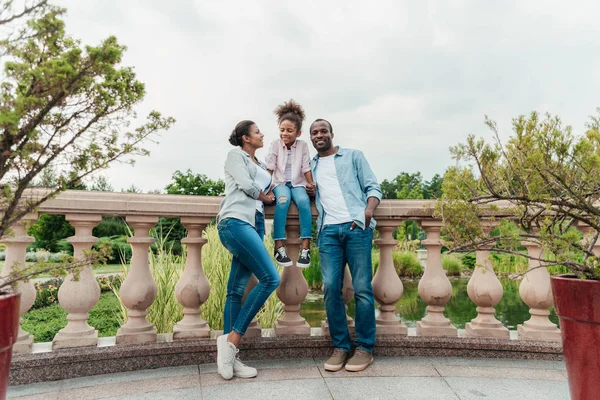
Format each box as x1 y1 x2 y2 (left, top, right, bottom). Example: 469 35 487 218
243 323 262 339
321 320 355 337
52 331 98 350
466 323 510 339
376 323 409 336
517 324 562 342
274 321 311 336
416 322 458 337
9 328 563 386
115 329 157 345
12 336 33 354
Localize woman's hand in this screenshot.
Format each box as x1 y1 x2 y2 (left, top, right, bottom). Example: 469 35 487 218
259 191 275 204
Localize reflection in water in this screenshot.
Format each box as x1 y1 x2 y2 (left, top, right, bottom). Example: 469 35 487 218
300 278 559 330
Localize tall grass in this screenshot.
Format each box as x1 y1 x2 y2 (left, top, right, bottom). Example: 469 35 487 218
442 254 463 276
112 223 284 333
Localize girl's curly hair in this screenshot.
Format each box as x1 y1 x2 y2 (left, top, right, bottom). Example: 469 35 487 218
274 99 306 131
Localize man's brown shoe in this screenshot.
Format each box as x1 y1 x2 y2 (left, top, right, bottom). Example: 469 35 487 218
324 348 349 372
344 349 373 372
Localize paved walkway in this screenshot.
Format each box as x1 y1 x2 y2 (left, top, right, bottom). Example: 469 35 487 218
8 356 569 400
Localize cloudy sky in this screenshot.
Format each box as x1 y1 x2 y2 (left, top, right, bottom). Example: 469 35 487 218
54 0 600 192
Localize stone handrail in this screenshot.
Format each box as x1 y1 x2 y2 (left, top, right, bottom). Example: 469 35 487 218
1 189 560 356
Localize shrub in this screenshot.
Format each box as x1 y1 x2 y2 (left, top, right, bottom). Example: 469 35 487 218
303 244 322 290
0 251 5 261
94 235 132 263
442 254 463 276
393 251 423 277
32 279 62 309
461 253 476 269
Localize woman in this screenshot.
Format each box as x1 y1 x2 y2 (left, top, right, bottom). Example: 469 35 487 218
216 120 279 380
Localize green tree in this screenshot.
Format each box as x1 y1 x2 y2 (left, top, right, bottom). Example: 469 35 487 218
423 174 443 199
438 110 600 280
90 175 113 192
165 169 225 196
0 7 175 239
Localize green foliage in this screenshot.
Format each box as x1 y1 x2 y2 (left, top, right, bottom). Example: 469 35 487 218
165 169 225 196
303 244 322 289
92 216 128 237
438 110 600 280
442 254 463 276
461 253 476 269
393 251 423 277
27 214 74 252
381 172 444 200
0 8 174 240
94 235 131 263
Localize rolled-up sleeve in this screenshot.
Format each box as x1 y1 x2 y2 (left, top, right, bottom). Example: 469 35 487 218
355 151 382 201
266 141 278 171
225 150 262 199
301 142 312 173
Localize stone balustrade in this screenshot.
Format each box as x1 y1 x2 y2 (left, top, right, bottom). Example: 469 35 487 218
0 190 563 359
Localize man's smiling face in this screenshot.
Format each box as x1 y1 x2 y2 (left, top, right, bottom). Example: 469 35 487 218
310 121 334 153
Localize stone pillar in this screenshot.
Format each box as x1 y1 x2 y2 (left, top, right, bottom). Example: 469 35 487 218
417 219 457 337
372 221 407 336
173 217 211 340
517 241 561 341
416 249 427 267
321 266 355 336
116 216 158 345
0 215 37 354
242 274 262 338
275 218 310 336
52 214 102 349
465 224 509 338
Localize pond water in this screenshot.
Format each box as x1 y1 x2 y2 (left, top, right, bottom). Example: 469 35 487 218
299 278 560 330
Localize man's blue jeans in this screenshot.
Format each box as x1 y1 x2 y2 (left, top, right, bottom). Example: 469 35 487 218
319 222 375 353
219 212 280 336
272 182 312 241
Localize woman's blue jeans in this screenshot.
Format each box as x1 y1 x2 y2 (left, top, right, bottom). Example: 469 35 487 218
318 222 376 353
219 212 280 336
272 182 312 241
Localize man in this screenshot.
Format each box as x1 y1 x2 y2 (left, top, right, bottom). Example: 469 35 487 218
307 119 381 372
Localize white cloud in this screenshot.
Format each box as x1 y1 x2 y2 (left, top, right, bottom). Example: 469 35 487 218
50 0 600 190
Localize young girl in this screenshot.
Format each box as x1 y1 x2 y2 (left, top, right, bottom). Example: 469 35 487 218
266 100 315 268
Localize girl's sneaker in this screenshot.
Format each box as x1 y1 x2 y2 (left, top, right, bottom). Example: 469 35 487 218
297 248 311 268
274 246 293 267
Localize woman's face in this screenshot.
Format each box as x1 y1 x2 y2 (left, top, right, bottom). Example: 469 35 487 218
243 124 264 149
279 120 300 147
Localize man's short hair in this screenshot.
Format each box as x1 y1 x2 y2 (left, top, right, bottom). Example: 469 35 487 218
311 118 333 133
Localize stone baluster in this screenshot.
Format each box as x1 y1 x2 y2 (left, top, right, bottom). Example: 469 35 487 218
372 221 407 336
321 266 355 336
465 223 509 339
517 241 561 341
52 214 102 349
173 217 211 340
577 222 600 257
242 274 262 338
0 215 37 353
116 216 158 344
417 219 457 336
275 216 310 336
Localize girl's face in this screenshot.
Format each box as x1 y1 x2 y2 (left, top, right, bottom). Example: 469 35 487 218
279 119 300 147
244 124 264 149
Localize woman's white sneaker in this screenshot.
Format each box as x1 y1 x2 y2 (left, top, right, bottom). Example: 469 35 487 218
233 357 258 378
217 334 237 380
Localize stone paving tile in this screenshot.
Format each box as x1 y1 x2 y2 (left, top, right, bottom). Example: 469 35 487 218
60 365 199 390
7 380 62 399
319 363 440 379
202 378 332 400
325 377 460 400
434 365 567 382
199 357 318 373
201 366 321 387
6 393 59 400
56 374 201 400
430 356 566 370
444 377 570 400
102 387 204 400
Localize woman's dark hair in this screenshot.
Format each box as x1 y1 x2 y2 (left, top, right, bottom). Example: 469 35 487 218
274 99 306 131
229 120 256 147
